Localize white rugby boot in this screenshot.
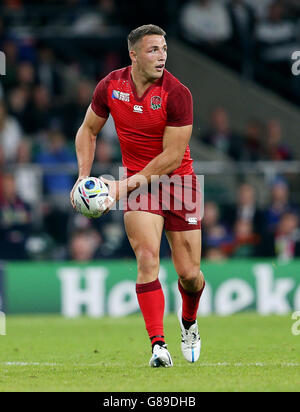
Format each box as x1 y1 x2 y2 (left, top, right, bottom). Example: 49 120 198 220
149 344 173 368
177 308 201 363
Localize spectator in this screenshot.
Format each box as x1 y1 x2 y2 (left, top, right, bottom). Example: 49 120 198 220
285 0 300 18
0 172 33 260
202 201 232 257
263 178 297 234
71 1 106 35
259 212 300 260
99 0 118 25
7 86 32 133
226 0 256 76
99 115 122 162
255 1 298 63
35 130 76 197
100 114 117 141
245 0 273 20
0 100 23 165
222 219 261 257
14 139 41 205
95 139 114 164
35 130 75 251
274 212 300 260
241 119 265 161
180 0 232 46
264 119 293 161
222 182 264 234
205 247 227 262
68 228 102 261
36 45 63 100
62 79 94 140
16 61 36 89
25 85 58 134
201 107 243 160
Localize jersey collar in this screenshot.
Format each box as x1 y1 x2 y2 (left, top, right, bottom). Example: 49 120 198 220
129 67 164 103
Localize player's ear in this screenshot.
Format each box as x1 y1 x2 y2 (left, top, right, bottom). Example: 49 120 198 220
129 49 137 64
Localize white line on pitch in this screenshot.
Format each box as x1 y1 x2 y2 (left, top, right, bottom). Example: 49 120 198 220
199 362 300 367
1 362 59 366
1 361 299 368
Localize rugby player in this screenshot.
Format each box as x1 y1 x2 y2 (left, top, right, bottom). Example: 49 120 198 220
71 24 205 367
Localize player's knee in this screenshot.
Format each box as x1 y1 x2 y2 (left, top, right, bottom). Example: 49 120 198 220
178 265 202 284
135 245 160 274
199 270 205 289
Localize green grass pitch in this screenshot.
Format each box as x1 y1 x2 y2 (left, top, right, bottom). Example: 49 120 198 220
0 313 299 392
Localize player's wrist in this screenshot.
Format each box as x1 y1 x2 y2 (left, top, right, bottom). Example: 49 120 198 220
117 180 128 200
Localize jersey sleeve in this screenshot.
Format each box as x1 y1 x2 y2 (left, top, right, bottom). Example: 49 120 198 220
166 84 193 127
91 76 110 119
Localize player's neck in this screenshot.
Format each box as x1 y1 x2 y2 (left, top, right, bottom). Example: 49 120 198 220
131 67 159 98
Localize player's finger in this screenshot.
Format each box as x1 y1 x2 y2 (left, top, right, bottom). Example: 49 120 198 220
100 195 115 215
70 177 84 209
70 189 75 208
107 195 115 204
99 176 113 188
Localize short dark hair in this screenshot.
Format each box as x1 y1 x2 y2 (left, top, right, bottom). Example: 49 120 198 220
127 24 166 51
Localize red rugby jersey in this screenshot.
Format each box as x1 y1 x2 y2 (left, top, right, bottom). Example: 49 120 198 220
91 66 194 176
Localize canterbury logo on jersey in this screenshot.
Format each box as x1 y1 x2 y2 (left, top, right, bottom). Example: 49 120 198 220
133 105 143 113
112 90 130 102
187 217 198 225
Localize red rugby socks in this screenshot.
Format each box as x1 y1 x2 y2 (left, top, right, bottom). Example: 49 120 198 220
178 279 205 328
136 279 165 348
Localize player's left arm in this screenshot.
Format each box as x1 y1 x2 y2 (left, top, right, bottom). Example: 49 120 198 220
125 124 192 192
102 124 192 203
146 124 193 175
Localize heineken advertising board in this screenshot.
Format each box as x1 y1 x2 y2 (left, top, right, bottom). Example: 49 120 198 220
2 260 300 317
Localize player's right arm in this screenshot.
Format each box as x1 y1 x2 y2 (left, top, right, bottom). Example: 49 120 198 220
70 106 107 208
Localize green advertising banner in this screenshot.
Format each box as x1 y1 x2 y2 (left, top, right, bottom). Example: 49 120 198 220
3 260 300 316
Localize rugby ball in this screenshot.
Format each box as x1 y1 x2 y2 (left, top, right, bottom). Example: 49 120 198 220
74 177 109 218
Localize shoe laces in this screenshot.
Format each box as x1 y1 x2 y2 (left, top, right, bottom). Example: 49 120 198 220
153 343 168 352
182 323 200 346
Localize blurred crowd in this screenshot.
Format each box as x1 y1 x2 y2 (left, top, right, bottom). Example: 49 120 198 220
0 0 299 263
202 179 300 262
198 106 293 162
179 0 300 102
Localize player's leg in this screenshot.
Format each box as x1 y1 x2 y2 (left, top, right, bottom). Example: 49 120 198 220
166 229 205 320
124 211 173 367
166 229 205 362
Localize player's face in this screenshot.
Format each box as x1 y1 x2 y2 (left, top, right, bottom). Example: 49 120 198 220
132 35 167 81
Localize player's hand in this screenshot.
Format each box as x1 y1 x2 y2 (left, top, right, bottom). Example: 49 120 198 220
99 177 118 214
70 176 87 209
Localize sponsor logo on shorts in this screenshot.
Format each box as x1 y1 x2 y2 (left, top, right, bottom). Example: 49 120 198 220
187 217 198 225
112 90 130 102
133 105 143 113
150 96 162 110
